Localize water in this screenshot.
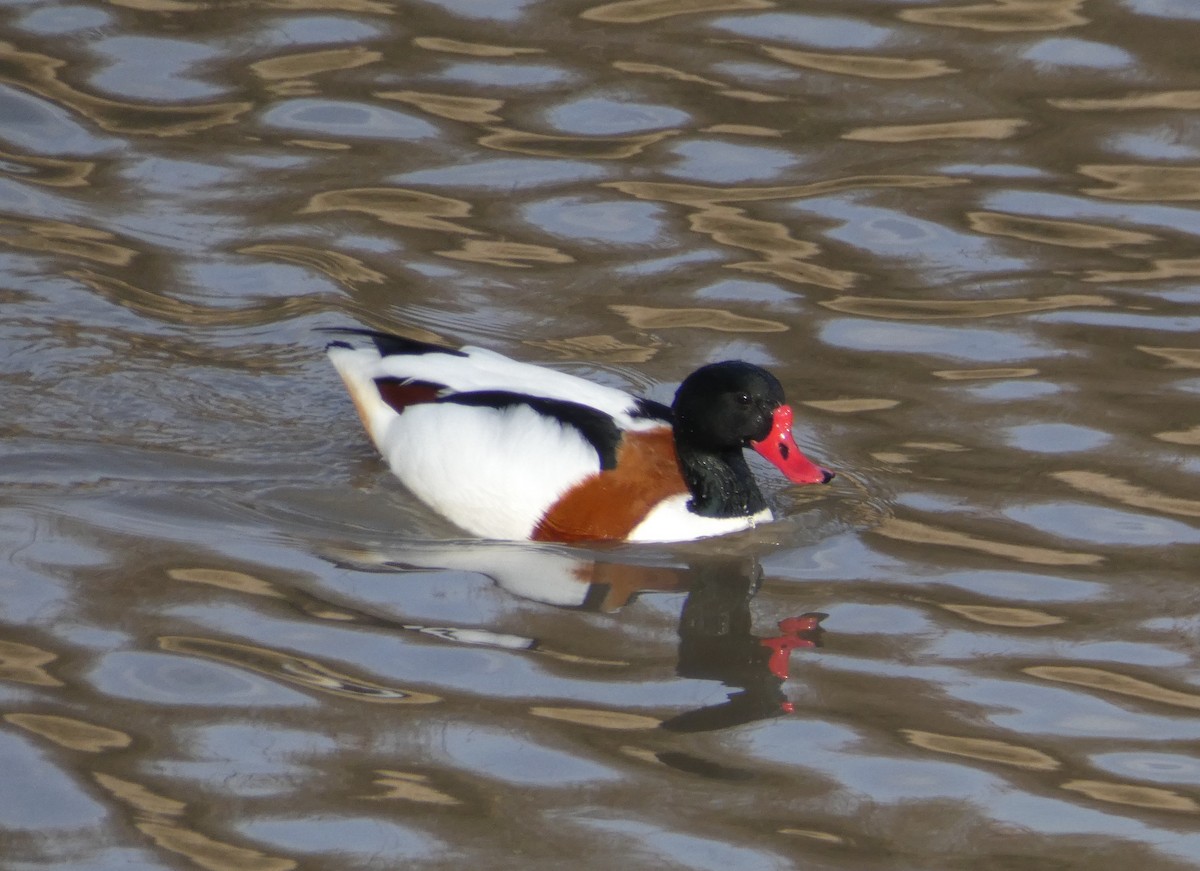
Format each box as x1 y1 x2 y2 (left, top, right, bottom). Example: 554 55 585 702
2 1 1199 868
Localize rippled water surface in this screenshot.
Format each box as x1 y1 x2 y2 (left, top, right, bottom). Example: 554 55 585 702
2 0 1200 868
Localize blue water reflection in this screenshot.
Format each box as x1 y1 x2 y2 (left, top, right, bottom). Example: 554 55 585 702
582 818 791 871
710 13 895 49
1118 0 1200 19
1090 751 1200 784
961 380 1063 401
253 15 384 46
794 197 1027 274
0 732 107 829
1023 38 1135 69
397 158 608 189
89 651 317 707
521 196 666 245
984 191 1200 237
150 724 335 797
0 85 119 154
437 724 622 785
1110 130 1200 161
1003 423 1112 453
545 96 690 134
17 3 111 34
239 815 445 862
821 319 1065 362
1005 503 1200 546
89 37 225 101
667 140 801 183
436 61 576 88
261 99 441 140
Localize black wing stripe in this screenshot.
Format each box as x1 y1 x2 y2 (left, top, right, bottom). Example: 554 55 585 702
441 391 622 470
320 327 467 358
634 397 673 423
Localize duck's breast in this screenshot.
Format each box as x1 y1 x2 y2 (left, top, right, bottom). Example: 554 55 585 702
627 495 773 542
532 428 691 542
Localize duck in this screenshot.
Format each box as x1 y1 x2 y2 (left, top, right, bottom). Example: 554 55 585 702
325 328 834 542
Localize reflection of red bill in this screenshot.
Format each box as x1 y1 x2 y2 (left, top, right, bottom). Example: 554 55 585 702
750 405 834 485
761 612 827 688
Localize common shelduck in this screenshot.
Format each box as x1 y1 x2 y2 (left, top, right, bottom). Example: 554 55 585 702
325 328 834 542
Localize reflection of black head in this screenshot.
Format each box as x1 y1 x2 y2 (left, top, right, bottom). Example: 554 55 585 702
662 558 828 733
675 558 761 670
664 558 784 733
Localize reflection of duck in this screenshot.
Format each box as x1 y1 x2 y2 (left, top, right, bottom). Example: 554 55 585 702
326 328 833 542
326 543 827 732
328 541 687 610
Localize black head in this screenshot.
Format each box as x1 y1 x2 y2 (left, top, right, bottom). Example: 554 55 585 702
672 361 785 451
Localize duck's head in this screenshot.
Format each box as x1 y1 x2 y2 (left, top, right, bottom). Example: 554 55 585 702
673 361 834 485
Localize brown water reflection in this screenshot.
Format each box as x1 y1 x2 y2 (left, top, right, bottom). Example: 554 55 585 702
3 0 1200 868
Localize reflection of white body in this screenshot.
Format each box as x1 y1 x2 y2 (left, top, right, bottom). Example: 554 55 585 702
327 331 831 542
405 625 536 651
327 542 686 611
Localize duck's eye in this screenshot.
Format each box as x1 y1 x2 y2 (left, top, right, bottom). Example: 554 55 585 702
736 392 752 405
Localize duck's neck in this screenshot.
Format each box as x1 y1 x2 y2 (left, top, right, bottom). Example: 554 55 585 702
675 442 768 518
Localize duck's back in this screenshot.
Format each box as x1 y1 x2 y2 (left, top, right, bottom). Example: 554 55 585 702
326 332 681 540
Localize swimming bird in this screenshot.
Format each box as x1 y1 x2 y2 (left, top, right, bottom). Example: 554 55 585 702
326 328 833 542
